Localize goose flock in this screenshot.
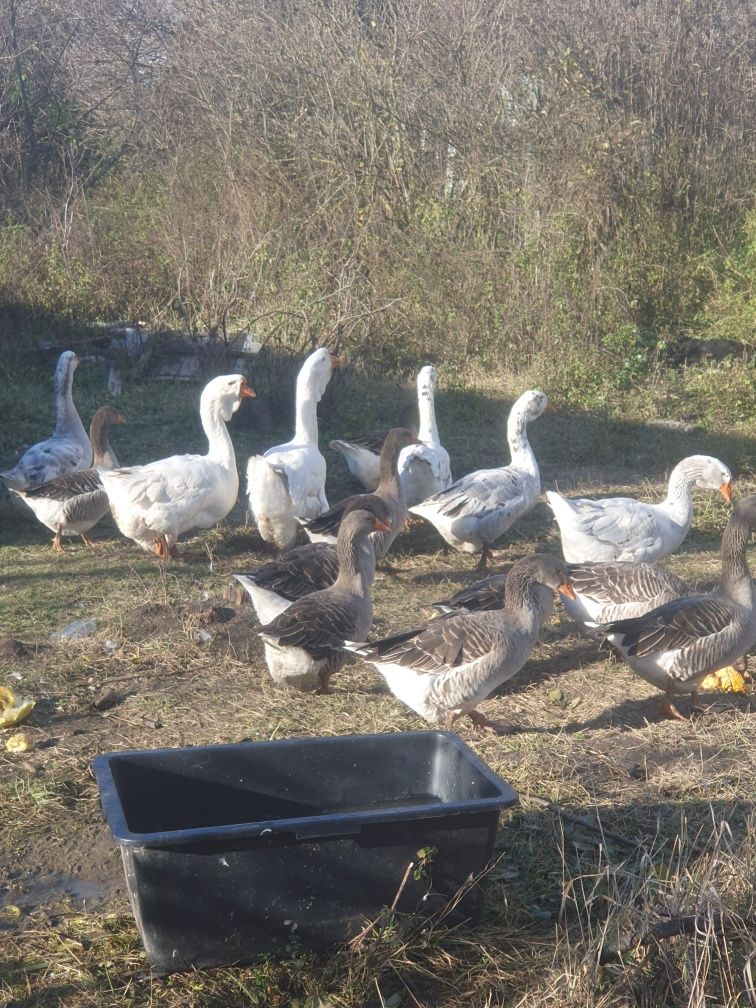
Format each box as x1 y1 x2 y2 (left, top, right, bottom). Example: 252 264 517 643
2 349 753 729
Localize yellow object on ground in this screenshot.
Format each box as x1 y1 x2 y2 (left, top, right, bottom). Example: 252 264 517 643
0 685 36 727
6 731 33 753
699 667 749 694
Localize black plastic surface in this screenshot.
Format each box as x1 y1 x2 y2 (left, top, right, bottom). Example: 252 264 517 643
94 731 518 973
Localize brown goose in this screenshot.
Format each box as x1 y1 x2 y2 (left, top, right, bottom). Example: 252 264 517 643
597 495 756 719
234 497 389 624
259 504 392 692
301 427 418 559
347 554 574 731
14 406 125 551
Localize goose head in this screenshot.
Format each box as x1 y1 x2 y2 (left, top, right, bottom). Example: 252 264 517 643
93 405 126 428
339 506 393 543
342 494 392 528
512 389 550 422
202 374 256 422
298 347 341 404
55 351 79 390
687 455 733 502
507 553 576 599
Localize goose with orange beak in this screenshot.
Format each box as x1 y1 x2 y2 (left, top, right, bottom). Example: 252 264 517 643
259 501 392 692
247 348 341 551
546 455 733 564
346 554 574 733
100 374 253 558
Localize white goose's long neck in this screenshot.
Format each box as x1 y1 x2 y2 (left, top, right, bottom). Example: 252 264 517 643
417 384 439 445
54 365 87 441
293 374 319 445
202 400 235 469
663 461 697 524
507 406 538 477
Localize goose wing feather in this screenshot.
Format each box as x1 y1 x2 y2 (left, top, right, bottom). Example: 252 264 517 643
569 563 689 605
24 468 102 502
604 596 734 657
364 612 499 674
246 544 338 600
261 593 358 659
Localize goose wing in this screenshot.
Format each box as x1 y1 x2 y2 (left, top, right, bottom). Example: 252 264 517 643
24 468 102 502
569 562 689 606
244 544 338 601
362 611 498 674
432 573 508 613
419 467 529 520
260 592 358 659
602 596 734 657
562 497 662 553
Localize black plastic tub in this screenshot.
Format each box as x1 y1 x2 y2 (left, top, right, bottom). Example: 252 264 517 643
93 731 518 973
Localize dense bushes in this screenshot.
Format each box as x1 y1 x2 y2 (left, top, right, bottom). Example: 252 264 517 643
0 0 753 397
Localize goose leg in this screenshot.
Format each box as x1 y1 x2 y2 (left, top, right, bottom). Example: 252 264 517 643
659 691 687 721
80 533 99 548
52 529 64 553
690 688 708 717
153 535 178 560
475 546 492 572
316 667 333 694
441 710 459 731
468 709 509 734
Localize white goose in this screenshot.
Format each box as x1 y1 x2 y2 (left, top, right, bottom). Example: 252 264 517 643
15 405 125 551
99 374 254 558
397 366 452 506
247 347 340 551
409 389 550 568
546 455 733 564
1 351 91 489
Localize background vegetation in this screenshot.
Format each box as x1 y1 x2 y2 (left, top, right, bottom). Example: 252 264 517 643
0 0 753 407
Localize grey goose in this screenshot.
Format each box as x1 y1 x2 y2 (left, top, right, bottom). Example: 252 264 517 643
259 503 391 692
347 553 574 732
596 494 756 719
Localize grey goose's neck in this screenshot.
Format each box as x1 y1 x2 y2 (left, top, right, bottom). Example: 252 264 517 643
334 529 377 597
719 514 752 602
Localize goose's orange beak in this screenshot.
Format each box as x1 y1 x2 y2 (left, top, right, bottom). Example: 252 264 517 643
240 381 256 398
114 413 126 424
373 517 392 533
544 402 555 414
558 579 576 600
330 353 343 368
720 480 732 504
